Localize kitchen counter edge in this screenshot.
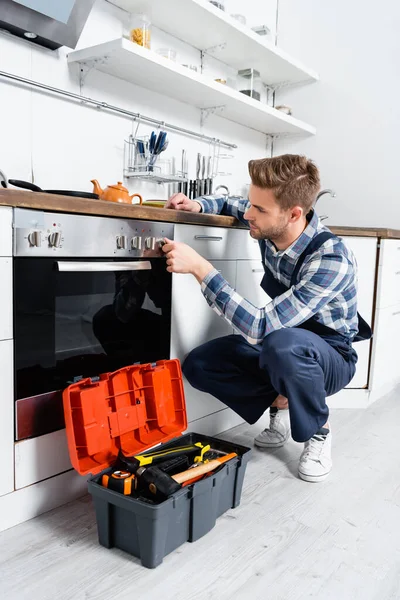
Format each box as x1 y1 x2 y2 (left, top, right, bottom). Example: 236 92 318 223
0 190 399 239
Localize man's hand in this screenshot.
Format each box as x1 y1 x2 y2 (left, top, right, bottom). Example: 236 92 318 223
162 239 214 282
165 193 202 212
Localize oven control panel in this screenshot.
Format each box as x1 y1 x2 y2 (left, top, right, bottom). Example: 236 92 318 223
14 209 174 258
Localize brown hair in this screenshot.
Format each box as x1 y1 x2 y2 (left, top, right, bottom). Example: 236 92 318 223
248 154 321 212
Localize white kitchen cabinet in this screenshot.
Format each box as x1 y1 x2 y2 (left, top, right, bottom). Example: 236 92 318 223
376 239 400 309
14 429 72 490
0 340 14 497
170 260 236 423
369 303 400 393
174 224 240 260
0 258 13 341
234 236 377 389
235 260 270 308
342 237 377 388
0 207 13 257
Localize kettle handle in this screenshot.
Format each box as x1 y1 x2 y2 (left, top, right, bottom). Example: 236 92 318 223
131 193 143 205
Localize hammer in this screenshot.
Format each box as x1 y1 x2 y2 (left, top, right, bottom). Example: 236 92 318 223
135 453 238 501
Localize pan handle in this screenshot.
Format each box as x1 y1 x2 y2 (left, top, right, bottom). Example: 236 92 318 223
8 179 42 192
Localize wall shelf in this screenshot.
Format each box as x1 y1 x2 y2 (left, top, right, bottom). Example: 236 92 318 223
68 39 316 137
108 0 318 86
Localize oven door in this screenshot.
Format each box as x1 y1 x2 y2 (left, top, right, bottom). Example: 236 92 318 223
14 257 171 441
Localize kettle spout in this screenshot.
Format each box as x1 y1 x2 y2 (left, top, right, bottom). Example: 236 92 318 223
91 179 103 197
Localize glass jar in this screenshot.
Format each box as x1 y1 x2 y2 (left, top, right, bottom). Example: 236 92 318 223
129 13 151 49
156 48 177 62
209 0 225 10
237 68 262 102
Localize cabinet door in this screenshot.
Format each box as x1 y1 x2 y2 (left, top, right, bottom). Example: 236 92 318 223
170 261 236 422
236 238 377 389
342 237 377 388
0 340 14 497
369 304 400 392
236 260 270 308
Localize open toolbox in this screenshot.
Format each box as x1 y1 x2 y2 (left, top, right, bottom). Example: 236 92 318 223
63 359 251 569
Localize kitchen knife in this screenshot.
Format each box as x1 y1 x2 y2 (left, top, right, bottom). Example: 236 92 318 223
201 155 206 196
206 156 212 195
196 153 201 199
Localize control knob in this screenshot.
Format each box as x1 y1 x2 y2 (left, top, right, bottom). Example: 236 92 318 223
145 236 156 250
48 232 62 248
28 231 41 247
116 235 127 250
131 236 142 250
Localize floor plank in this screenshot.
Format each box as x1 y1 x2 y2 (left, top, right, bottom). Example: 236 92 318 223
0 388 399 600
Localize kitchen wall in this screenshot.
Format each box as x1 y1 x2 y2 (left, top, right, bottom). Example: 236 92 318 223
275 0 400 228
0 0 276 202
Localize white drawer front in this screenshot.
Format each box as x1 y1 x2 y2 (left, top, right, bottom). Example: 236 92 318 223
170 260 236 422
376 265 400 309
174 225 239 260
235 229 261 260
236 260 271 307
0 340 14 497
0 258 12 340
0 207 13 257
369 304 400 391
378 239 400 268
15 429 73 489
376 240 400 309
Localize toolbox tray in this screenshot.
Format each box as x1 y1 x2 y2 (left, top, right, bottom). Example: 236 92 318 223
63 359 251 569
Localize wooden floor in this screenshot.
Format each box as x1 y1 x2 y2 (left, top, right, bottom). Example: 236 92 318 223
1 389 399 600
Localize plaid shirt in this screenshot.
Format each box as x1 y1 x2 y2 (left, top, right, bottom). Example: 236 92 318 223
195 195 359 345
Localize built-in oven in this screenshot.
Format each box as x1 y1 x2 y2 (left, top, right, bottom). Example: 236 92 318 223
13 208 174 441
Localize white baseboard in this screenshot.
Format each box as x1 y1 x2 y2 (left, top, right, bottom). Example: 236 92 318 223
0 469 87 533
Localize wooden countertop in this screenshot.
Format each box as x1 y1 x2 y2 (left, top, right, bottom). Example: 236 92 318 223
1 189 399 239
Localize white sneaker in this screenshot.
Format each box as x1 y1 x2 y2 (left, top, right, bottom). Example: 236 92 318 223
298 427 332 483
254 408 291 448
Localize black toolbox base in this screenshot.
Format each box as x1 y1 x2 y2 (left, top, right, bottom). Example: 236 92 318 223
89 432 251 568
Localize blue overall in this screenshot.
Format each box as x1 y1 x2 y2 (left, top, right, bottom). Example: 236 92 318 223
183 232 371 442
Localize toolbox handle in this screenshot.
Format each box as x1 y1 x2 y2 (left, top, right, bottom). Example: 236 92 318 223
57 260 152 272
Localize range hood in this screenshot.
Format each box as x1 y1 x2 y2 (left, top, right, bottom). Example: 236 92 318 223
0 0 96 50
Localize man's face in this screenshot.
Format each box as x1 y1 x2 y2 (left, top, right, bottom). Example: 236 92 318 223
244 185 292 241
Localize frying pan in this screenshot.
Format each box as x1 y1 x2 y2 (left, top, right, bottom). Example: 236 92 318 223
6 179 99 200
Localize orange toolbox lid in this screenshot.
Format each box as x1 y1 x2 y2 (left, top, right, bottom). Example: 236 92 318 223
62 359 187 476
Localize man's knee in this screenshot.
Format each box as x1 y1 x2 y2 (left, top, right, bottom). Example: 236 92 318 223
260 329 312 373
182 346 203 386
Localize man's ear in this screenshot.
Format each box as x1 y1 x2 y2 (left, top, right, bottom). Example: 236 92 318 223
289 206 303 223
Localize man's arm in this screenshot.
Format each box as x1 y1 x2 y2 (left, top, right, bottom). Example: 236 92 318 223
162 240 355 345
165 192 250 226
200 252 355 345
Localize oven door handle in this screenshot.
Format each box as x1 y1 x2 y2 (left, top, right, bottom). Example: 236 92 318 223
56 261 152 272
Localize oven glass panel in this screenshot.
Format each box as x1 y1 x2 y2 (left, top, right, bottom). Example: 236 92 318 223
14 258 171 436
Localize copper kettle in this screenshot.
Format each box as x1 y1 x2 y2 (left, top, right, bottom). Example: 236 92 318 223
91 180 143 205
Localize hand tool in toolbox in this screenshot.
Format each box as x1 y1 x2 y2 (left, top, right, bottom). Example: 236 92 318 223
135 452 238 501
114 441 210 473
102 442 210 495
102 470 136 495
